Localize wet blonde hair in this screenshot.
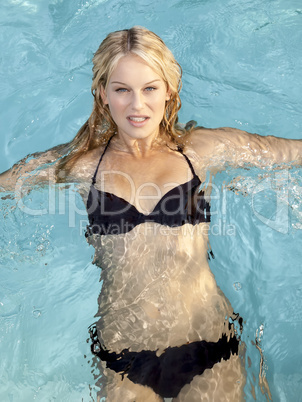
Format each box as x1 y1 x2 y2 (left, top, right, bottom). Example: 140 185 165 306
56 26 188 181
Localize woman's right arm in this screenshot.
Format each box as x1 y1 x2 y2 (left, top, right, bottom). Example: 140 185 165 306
0 144 68 193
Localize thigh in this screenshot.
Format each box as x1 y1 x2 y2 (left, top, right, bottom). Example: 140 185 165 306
173 353 246 402
99 366 164 402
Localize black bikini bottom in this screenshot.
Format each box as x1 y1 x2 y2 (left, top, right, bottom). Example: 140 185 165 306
89 327 239 398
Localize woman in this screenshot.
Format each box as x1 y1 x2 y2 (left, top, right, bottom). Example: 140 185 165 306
1 26 301 401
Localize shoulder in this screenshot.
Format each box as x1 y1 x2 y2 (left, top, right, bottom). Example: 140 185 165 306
184 126 253 156
184 126 226 156
186 126 247 143
68 146 105 183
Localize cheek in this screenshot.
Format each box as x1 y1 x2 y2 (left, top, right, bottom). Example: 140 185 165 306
108 96 126 115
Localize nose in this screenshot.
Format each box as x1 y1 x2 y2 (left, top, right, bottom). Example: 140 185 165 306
131 91 144 111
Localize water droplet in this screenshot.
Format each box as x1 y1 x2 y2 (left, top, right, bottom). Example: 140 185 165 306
36 244 44 252
233 282 242 291
33 309 41 318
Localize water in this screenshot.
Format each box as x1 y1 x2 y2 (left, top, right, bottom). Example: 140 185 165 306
1 0 302 400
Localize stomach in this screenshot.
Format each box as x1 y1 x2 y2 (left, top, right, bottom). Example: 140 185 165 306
88 222 235 353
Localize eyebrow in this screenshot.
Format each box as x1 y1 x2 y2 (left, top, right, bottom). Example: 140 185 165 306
110 79 161 85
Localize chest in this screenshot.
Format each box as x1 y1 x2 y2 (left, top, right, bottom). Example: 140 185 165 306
94 150 195 214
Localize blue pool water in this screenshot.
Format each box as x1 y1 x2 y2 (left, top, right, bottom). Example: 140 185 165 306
1 0 302 401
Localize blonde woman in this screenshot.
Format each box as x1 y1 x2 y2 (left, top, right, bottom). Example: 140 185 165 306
0 26 301 401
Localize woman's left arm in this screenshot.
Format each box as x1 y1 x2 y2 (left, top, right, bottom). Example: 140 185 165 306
188 127 302 170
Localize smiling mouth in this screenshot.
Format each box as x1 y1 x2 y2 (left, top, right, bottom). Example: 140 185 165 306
128 116 149 122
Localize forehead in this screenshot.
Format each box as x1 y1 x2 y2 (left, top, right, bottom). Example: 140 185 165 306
109 54 163 84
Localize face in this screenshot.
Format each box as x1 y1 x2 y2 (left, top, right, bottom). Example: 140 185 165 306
101 54 170 143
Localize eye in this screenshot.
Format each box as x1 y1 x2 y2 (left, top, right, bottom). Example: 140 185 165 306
145 87 156 92
115 88 129 93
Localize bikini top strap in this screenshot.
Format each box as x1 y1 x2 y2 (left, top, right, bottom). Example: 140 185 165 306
91 135 115 185
177 145 197 177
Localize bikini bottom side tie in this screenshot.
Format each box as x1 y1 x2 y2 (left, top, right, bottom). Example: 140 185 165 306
89 327 239 399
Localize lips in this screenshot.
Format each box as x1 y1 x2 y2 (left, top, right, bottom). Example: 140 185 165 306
127 115 150 127
129 116 147 122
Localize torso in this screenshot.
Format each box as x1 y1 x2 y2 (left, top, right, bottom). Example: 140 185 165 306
74 133 235 354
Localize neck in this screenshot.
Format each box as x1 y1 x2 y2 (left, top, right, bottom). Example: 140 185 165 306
113 129 169 157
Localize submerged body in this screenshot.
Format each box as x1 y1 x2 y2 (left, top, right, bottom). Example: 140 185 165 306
89 227 245 401
78 135 246 401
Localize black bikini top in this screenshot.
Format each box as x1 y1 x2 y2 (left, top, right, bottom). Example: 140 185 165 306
86 136 210 236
